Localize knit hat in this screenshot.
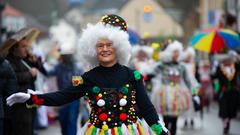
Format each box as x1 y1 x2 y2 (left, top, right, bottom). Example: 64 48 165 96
100 14 128 31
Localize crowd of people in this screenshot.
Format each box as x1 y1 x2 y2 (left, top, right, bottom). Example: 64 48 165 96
0 14 239 135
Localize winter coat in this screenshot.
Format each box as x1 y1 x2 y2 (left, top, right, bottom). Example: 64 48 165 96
0 57 17 119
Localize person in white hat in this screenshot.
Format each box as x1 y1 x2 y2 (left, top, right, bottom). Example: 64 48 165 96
6 15 169 135
47 44 84 135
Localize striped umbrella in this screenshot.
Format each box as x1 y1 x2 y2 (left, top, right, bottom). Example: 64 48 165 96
191 28 240 53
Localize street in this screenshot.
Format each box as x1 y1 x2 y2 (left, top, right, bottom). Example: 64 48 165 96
38 102 240 135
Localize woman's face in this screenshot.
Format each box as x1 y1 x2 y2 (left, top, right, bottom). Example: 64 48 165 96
137 50 148 61
13 39 29 58
184 54 192 63
96 38 117 67
172 50 179 62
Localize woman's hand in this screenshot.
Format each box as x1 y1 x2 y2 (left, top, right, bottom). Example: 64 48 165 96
7 92 31 106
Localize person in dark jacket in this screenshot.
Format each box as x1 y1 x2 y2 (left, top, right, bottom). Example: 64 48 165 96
212 52 240 134
0 56 17 135
1 27 45 135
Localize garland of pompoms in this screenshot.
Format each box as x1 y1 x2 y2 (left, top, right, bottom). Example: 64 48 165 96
100 14 128 31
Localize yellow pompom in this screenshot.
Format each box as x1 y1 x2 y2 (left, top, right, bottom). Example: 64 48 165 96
102 124 108 130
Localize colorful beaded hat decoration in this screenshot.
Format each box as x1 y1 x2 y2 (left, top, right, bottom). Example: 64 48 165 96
100 14 128 31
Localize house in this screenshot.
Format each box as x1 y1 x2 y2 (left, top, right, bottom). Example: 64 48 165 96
2 4 26 32
78 0 183 38
119 0 183 38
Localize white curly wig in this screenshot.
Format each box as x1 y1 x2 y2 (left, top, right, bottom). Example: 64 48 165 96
131 45 153 59
180 47 196 61
160 40 183 62
78 23 132 69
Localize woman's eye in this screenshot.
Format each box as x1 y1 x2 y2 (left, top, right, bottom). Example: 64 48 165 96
97 44 103 48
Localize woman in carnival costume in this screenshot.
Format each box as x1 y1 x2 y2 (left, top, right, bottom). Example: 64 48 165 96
6 14 169 135
180 47 201 128
130 45 155 94
151 41 195 135
211 51 240 134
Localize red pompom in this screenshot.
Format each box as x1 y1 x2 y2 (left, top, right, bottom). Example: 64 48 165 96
32 95 44 105
119 113 127 121
96 96 100 101
99 113 107 121
118 94 123 98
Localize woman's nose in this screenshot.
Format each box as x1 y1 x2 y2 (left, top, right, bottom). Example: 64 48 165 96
103 45 108 50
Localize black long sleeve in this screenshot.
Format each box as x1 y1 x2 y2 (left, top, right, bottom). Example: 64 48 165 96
134 75 159 126
36 86 85 106
4 60 18 96
27 75 90 106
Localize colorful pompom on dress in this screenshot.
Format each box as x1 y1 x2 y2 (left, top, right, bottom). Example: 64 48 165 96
26 63 168 135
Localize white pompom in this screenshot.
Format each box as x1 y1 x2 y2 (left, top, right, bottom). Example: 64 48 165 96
97 99 105 107
119 98 127 106
174 70 180 76
169 70 174 75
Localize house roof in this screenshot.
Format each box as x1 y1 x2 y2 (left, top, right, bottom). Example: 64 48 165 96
2 4 48 32
6 0 69 27
2 4 23 17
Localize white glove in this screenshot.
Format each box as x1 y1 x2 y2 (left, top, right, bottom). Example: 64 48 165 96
158 119 168 133
27 89 42 94
7 92 31 106
193 95 200 105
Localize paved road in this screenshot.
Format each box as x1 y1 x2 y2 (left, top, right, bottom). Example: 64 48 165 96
38 102 240 135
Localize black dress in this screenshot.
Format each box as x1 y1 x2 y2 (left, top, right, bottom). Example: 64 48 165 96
212 64 240 119
26 63 167 134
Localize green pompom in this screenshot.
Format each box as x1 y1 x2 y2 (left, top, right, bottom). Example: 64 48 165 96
121 86 128 94
134 70 141 81
191 87 197 95
151 124 163 135
214 80 220 93
92 86 101 94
